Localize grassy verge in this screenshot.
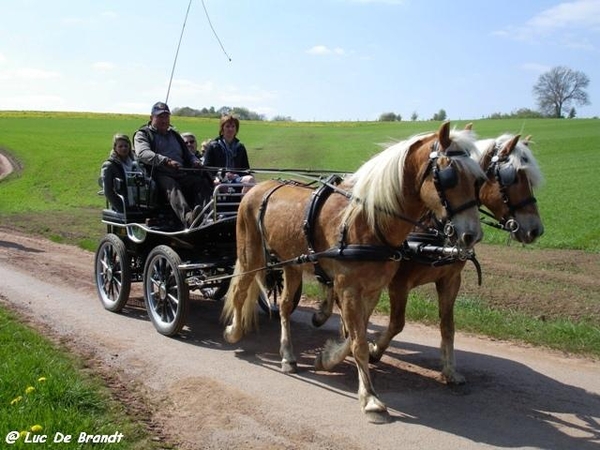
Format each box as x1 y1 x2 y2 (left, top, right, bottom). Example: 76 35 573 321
384 290 600 359
0 305 168 449
303 281 600 358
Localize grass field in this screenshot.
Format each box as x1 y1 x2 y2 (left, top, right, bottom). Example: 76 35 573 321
0 112 598 252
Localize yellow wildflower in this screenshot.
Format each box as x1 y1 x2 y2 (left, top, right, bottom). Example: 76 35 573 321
19 431 28 438
30 425 43 433
10 395 23 405
38 377 47 383
25 386 35 394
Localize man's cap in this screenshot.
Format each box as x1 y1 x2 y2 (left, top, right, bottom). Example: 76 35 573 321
151 102 170 116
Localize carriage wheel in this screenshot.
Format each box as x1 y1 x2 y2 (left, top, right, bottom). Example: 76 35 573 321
143 245 189 336
258 269 302 317
94 233 131 312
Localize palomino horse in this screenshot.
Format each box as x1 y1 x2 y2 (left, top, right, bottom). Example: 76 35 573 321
221 121 486 423
362 133 544 384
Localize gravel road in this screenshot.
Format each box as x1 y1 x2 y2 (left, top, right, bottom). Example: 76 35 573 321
1 229 599 450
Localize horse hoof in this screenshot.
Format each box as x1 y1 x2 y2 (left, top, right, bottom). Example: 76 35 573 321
365 409 391 424
223 326 241 344
281 361 298 373
442 371 466 386
312 313 326 328
314 354 324 371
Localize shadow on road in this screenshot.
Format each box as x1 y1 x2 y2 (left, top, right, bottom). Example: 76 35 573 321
116 293 599 450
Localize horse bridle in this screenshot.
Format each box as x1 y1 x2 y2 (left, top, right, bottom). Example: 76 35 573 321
419 141 480 240
481 143 538 233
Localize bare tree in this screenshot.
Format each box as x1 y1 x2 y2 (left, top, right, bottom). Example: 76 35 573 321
533 66 590 118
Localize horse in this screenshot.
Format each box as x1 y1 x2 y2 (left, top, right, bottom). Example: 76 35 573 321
221 121 486 423
361 133 544 384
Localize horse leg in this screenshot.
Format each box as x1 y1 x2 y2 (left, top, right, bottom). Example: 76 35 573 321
279 267 302 373
312 286 336 327
436 272 465 384
316 287 390 423
347 292 390 423
369 281 409 363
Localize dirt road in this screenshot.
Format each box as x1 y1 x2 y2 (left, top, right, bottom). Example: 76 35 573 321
1 229 599 449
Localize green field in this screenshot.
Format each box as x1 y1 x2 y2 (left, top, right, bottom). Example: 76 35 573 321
0 112 598 252
1 112 598 443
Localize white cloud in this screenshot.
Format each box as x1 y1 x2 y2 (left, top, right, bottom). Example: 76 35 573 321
15 68 60 80
0 53 6 63
520 62 551 73
344 0 406 4
306 45 346 55
92 61 115 71
527 0 600 31
171 79 215 95
100 11 118 20
3 94 66 110
494 0 600 46
219 86 278 104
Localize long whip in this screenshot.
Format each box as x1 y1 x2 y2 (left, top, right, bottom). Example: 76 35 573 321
165 0 193 104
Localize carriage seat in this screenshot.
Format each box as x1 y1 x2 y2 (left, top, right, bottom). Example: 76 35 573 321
101 208 157 225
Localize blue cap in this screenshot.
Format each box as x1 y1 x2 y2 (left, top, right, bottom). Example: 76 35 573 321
151 102 170 116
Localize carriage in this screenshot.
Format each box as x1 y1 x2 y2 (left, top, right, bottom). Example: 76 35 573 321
93 166 301 337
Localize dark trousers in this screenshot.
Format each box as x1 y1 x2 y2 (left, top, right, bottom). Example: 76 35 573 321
155 172 212 224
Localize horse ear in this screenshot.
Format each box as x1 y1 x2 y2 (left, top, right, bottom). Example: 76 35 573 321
523 135 533 146
464 122 473 131
498 135 520 158
438 121 451 149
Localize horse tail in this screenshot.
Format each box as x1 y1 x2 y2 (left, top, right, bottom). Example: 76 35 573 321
221 256 267 336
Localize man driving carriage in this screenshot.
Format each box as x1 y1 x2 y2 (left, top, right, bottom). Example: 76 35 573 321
134 101 213 228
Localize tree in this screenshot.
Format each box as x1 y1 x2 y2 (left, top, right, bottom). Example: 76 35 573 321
411 111 418 121
532 66 590 118
378 112 399 122
432 109 446 121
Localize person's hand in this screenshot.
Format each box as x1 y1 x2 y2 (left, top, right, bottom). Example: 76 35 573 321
165 159 181 169
192 160 202 168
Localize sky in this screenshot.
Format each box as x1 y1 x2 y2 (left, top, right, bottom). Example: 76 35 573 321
1 0 599 121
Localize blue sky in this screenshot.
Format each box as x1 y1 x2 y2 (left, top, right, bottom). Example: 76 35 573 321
1 0 599 121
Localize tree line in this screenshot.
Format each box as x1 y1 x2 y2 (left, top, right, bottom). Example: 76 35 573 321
379 66 591 122
173 66 591 122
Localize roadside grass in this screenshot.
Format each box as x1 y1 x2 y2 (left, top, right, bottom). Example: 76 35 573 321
391 292 600 359
302 281 600 359
0 305 166 449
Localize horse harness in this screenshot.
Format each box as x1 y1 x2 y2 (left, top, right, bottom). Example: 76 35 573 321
256 143 482 286
480 142 538 233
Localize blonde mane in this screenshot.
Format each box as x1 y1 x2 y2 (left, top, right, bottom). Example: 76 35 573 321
476 134 544 188
343 128 483 231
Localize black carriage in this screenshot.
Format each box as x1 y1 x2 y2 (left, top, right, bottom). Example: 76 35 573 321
94 167 301 336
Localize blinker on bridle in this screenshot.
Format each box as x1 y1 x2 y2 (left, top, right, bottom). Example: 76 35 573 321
420 141 479 237
483 143 537 233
